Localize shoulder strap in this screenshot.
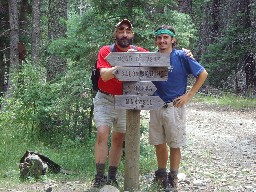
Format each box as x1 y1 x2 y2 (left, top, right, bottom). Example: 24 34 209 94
109 44 116 52
131 45 137 50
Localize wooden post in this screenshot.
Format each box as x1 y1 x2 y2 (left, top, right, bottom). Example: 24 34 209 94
124 109 141 191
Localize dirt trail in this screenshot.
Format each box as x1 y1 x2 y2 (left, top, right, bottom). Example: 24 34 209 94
180 103 256 192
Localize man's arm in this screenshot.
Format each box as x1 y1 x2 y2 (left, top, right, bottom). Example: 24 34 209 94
187 69 208 98
174 69 208 107
182 48 194 59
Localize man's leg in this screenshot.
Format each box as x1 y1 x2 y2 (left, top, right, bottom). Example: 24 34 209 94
94 125 110 187
156 144 168 168
165 105 186 191
168 147 181 191
169 147 180 171
154 144 169 189
95 125 111 163
108 131 125 184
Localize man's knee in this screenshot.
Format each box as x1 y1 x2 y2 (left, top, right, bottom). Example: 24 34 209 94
111 132 125 146
155 143 167 151
97 126 110 144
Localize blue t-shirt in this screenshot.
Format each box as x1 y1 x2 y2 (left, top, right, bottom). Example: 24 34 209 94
153 49 205 102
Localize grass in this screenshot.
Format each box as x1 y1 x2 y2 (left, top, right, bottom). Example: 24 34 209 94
0 93 255 191
0 122 96 187
194 92 256 110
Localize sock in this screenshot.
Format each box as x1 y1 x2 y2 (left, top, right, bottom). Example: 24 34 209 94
156 168 167 178
96 163 105 176
169 169 178 179
157 168 167 173
108 166 117 179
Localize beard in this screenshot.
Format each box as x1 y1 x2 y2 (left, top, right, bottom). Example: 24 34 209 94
116 37 133 48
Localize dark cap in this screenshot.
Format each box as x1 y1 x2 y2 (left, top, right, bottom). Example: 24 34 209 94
115 19 133 29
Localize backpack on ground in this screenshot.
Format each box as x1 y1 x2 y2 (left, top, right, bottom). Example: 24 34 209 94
90 44 137 92
19 150 62 180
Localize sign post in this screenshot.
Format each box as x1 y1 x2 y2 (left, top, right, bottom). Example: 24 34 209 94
124 109 140 191
106 52 169 191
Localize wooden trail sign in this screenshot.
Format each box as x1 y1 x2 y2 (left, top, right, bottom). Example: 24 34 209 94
106 51 170 191
115 95 164 110
113 66 168 81
123 81 157 95
106 52 170 67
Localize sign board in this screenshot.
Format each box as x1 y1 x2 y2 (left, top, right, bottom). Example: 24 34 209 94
106 52 170 67
114 67 168 81
115 95 165 110
123 81 157 95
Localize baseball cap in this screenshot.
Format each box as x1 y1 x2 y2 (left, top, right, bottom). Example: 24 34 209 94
115 19 133 29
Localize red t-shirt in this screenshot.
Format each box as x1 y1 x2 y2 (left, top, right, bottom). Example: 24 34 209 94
97 44 148 95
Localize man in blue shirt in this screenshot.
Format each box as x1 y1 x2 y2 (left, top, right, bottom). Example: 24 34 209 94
149 25 208 192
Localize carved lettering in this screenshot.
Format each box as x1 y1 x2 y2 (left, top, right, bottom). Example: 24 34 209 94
124 98 153 106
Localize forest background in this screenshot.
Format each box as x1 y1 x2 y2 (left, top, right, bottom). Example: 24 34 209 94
0 0 255 191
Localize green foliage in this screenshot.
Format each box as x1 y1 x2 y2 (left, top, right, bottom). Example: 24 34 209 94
48 0 196 73
0 60 96 184
191 0 207 29
201 21 251 89
158 10 197 48
0 62 93 146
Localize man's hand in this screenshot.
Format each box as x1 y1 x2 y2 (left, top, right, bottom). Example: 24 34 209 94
127 48 137 52
100 66 118 82
173 94 192 108
182 48 194 59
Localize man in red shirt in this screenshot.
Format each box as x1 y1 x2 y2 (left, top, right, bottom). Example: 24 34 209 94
93 19 148 187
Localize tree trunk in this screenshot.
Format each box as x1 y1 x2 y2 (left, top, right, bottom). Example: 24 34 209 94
8 0 19 90
18 0 31 64
47 0 67 81
177 0 192 14
32 0 40 65
0 1 10 98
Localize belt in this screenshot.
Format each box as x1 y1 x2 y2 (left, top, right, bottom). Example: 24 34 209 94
163 102 173 108
99 89 113 96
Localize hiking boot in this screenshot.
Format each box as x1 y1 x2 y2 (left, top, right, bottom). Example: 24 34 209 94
106 177 118 187
168 172 178 192
153 170 168 190
93 174 106 188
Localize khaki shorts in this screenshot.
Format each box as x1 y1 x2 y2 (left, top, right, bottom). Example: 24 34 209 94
93 91 126 133
149 103 187 148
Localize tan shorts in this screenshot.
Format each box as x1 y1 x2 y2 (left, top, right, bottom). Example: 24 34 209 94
93 91 126 133
149 103 187 148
